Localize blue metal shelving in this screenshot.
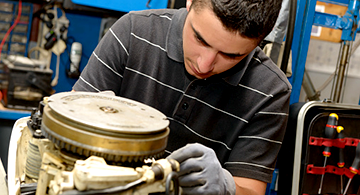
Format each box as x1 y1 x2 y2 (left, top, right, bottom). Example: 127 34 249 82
0 109 30 121
71 0 169 13
289 0 359 104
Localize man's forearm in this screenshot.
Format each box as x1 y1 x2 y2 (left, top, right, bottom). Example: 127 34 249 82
234 177 267 195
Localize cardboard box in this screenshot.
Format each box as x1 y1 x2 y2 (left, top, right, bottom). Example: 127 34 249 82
311 2 347 43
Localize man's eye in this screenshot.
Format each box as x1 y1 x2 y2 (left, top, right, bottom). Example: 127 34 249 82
194 35 207 46
226 55 238 59
222 53 241 60
195 36 203 43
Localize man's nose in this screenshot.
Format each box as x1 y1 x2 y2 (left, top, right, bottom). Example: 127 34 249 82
197 49 216 73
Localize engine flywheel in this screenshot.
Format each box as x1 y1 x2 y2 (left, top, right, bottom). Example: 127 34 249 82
41 91 170 162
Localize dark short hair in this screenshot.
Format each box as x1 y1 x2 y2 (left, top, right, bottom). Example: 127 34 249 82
190 0 282 41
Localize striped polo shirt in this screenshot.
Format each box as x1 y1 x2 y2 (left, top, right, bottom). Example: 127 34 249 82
73 8 292 183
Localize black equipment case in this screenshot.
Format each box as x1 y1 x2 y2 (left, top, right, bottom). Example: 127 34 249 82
277 101 360 195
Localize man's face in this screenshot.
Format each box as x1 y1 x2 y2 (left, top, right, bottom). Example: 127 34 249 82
182 6 258 79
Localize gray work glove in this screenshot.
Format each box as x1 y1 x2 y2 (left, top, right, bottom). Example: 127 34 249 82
166 143 236 195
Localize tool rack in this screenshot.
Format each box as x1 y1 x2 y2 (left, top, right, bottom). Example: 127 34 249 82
278 101 360 195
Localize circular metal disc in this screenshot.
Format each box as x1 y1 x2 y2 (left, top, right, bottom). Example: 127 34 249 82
47 91 169 134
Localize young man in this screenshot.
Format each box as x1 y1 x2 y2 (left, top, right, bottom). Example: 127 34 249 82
73 0 291 194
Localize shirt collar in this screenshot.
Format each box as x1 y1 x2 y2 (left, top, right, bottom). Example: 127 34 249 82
166 8 187 63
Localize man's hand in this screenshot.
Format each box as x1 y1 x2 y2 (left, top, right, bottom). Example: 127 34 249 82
166 143 236 195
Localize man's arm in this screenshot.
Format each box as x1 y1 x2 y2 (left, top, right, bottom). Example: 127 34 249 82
234 176 267 195
166 143 269 195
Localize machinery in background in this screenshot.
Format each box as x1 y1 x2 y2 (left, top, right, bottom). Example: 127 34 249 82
1 2 71 109
7 91 180 195
1 55 53 110
0 1 34 106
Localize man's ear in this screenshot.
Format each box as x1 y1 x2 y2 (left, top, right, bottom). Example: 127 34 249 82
186 0 192 11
